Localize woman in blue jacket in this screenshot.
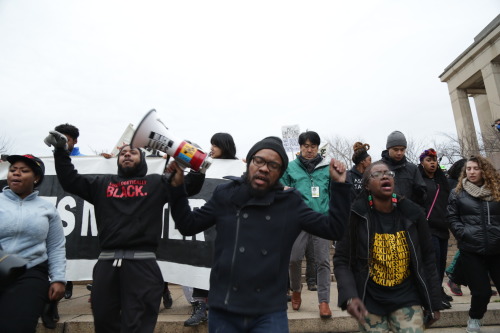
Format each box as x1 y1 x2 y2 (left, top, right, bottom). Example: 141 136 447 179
0 154 66 332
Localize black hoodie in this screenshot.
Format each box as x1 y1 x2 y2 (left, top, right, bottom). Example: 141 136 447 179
53 148 205 252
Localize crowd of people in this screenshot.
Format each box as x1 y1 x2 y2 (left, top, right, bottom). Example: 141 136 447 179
0 124 499 333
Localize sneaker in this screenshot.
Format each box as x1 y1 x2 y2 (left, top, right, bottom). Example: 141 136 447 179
162 289 173 309
441 299 452 310
86 283 93 291
447 279 463 296
184 301 208 326
466 317 481 333
442 287 453 302
307 283 318 291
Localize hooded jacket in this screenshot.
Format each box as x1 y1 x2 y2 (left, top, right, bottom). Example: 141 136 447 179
53 148 205 252
168 176 351 316
380 150 426 206
0 188 66 283
280 156 330 214
448 188 500 255
333 195 442 313
418 164 450 239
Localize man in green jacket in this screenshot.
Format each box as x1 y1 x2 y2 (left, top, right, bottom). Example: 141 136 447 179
281 131 334 318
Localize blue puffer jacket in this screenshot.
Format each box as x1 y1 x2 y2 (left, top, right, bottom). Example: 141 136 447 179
0 188 66 283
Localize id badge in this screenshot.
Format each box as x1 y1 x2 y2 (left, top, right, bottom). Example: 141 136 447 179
311 186 320 198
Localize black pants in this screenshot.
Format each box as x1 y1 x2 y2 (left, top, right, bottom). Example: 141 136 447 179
431 235 448 285
461 251 500 319
91 259 164 333
193 287 209 299
0 262 49 333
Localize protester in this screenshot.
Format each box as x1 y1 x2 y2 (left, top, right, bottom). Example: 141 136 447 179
445 158 467 297
167 136 351 332
281 131 336 318
334 160 442 332
346 141 372 200
0 154 66 332
380 130 426 206
55 123 85 156
418 148 452 309
182 132 239 327
447 155 500 333
44 131 205 333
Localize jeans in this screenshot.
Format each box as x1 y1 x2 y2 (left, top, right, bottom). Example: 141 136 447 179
208 308 289 333
289 230 331 303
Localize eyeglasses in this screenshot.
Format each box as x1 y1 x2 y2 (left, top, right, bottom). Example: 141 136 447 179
370 170 395 179
251 156 282 172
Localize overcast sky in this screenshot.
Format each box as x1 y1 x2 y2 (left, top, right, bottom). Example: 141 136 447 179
1 1 499 162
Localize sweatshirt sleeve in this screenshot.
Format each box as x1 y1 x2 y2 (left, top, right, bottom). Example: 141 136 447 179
46 205 66 283
53 148 97 203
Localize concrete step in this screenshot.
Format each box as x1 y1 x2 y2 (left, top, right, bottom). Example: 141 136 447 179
36 282 500 332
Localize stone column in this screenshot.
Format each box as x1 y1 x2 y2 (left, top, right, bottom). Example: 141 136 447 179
480 62 500 169
450 88 480 156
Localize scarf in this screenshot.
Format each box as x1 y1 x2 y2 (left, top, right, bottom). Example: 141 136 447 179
298 154 322 173
462 178 494 201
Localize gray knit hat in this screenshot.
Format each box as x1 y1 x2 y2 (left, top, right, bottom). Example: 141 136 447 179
386 131 407 149
246 136 289 176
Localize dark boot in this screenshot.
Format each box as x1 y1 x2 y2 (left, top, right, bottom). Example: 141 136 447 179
184 301 208 326
162 284 173 309
64 281 73 299
41 301 58 329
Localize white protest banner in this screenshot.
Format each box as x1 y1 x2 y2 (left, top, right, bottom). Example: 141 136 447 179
0 156 245 289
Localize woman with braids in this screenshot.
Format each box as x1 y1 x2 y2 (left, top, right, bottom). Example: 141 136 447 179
447 155 500 333
334 161 442 332
346 142 372 200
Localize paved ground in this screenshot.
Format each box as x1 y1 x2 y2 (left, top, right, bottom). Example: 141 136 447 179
35 281 500 332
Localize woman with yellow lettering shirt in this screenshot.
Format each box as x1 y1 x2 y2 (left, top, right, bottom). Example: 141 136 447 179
334 161 442 332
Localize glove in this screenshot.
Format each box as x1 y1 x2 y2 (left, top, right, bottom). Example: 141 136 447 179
44 131 68 150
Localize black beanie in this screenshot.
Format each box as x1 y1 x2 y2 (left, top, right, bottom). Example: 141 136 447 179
246 136 289 176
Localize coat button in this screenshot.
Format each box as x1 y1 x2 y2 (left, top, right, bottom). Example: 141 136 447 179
243 213 249 218
256 288 261 293
261 249 268 255
265 215 271 220
233 286 238 291
239 246 245 253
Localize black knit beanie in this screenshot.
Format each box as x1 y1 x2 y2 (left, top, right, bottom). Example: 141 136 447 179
246 136 289 176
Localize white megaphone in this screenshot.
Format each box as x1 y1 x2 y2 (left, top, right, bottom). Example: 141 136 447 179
130 109 212 173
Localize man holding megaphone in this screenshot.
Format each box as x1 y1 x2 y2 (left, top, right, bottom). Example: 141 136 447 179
44 131 205 333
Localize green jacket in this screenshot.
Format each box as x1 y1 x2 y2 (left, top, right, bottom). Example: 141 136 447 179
280 157 330 214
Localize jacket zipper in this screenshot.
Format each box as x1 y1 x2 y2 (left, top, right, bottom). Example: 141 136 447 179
361 214 370 302
224 209 242 305
407 231 434 316
351 209 371 302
